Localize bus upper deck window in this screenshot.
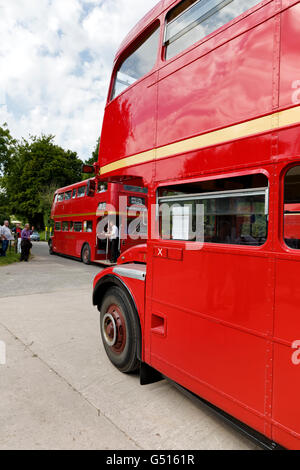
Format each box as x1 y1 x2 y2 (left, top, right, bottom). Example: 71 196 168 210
164 0 261 60
62 222 69 232
77 186 86 198
97 182 107 193
72 189 77 199
65 191 72 201
57 193 64 202
111 23 160 100
284 166 300 250
74 222 82 232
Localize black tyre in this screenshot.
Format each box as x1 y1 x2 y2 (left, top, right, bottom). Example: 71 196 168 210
81 243 91 264
99 286 140 373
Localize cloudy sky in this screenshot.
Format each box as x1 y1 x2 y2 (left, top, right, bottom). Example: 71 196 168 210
0 0 158 160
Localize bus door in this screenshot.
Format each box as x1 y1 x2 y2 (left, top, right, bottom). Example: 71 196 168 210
272 165 300 448
146 174 274 436
96 214 110 260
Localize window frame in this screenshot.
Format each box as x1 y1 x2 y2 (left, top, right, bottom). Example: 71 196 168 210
108 20 161 103
156 171 270 248
64 191 72 201
162 0 269 62
74 222 83 233
282 164 300 252
77 185 86 198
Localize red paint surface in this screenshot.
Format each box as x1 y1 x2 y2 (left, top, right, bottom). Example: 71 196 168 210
93 0 300 449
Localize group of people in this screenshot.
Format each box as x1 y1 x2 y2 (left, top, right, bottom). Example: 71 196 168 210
0 221 34 261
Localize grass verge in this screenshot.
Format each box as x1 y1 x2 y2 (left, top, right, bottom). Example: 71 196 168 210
0 250 20 266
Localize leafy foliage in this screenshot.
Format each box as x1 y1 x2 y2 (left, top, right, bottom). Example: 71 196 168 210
3 134 83 228
0 123 16 174
0 124 100 229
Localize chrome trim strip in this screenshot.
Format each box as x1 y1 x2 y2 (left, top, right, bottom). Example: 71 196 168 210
113 266 146 281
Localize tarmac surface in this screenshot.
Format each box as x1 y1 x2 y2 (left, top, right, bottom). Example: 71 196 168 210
0 243 258 450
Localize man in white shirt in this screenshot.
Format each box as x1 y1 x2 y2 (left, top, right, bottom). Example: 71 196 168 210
108 220 119 263
0 220 14 257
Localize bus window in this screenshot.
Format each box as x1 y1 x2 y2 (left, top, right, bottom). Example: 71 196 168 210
284 166 300 249
165 0 261 60
159 174 268 245
72 189 77 199
57 193 64 202
111 23 160 100
123 185 148 194
129 196 146 206
65 191 72 201
84 221 93 233
55 222 61 231
77 186 86 198
70 222 74 231
62 221 69 232
54 194 58 203
74 222 82 232
97 182 108 193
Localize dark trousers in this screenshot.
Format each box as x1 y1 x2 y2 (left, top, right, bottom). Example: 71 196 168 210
0 240 9 256
110 238 119 263
20 239 32 261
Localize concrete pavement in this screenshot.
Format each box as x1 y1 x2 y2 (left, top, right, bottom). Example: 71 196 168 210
0 243 257 449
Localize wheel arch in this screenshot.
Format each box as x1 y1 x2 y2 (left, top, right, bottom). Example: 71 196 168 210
93 274 142 361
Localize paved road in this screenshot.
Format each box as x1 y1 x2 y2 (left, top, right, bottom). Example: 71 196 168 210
0 243 257 450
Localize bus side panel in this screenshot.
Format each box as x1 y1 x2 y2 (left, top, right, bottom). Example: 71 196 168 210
156 18 274 151
279 3 300 109
272 257 300 449
99 73 158 169
146 244 273 437
272 343 300 449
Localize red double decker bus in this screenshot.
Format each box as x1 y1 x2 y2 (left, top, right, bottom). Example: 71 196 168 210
50 178 147 265
91 0 300 449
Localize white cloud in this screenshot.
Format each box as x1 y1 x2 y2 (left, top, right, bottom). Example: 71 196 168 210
0 0 158 160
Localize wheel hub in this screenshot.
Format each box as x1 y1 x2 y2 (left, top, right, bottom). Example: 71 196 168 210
102 304 126 354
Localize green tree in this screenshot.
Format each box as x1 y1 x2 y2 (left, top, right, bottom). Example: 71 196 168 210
0 124 15 174
88 136 100 165
3 134 83 228
82 137 100 180
0 124 15 224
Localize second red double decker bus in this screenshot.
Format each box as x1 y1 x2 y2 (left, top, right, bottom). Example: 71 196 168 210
49 178 147 265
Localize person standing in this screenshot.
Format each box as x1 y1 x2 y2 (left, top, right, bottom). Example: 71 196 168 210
16 223 22 253
12 223 22 253
20 224 34 262
0 220 14 256
107 220 119 263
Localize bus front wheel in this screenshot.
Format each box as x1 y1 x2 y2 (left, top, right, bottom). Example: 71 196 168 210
99 286 140 373
81 243 91 264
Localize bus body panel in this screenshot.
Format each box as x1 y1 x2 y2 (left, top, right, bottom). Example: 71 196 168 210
99 72 158 171
280 3 300 109
157 17 274 150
